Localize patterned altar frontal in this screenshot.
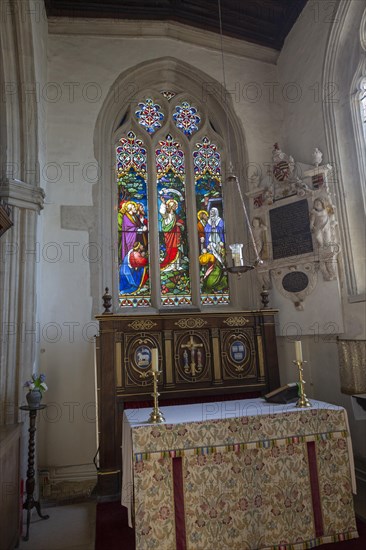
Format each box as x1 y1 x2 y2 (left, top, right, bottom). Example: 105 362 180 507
123 400 358 550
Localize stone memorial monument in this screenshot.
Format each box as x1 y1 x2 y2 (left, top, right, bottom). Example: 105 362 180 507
247 144 343 334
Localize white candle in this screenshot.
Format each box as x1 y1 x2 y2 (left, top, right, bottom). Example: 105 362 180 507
233 253 241 267
151 348 159 372
229 243 244 267
295 341 303 362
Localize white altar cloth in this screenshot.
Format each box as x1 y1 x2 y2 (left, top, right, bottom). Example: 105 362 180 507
121 398 356 529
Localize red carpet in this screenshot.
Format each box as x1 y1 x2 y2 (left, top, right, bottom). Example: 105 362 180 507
95 501 365 550
95 501 135 550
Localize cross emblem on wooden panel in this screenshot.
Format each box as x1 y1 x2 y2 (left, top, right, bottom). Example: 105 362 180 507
181 335 203 377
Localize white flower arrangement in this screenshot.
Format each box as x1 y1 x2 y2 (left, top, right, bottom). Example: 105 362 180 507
24 373 48 392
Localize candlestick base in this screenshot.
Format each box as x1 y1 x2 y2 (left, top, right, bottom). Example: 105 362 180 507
293 359 312 409
296 395 312 408
148 408 165 423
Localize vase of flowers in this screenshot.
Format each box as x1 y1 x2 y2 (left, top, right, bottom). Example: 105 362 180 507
24 373 48 408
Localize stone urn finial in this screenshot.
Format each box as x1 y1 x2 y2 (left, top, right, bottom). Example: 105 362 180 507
312 147 323 167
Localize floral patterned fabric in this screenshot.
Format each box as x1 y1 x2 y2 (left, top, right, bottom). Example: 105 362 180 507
130 403 358 550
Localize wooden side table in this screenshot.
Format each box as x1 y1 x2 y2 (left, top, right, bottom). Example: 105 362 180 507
19 405 49 541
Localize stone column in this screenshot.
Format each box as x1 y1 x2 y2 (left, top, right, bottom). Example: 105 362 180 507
0 180 44 425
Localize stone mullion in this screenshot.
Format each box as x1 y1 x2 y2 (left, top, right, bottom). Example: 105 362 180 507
147 139 160 308
0 207 20 425
185 143 200 307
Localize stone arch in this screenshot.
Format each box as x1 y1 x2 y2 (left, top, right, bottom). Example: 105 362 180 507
323 1 366 297
93 56 252 310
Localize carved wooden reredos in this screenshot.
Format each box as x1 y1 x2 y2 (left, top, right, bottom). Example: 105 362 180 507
95 309 280 496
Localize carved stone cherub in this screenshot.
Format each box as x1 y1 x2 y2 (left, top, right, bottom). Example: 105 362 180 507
309 198 332 248
251 216 267 260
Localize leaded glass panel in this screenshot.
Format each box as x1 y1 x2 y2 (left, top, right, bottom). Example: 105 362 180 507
173 101 201 136
194 137 229 305
135 98 164 134
156 134 192 306
117 132 151 307
160 90 176 101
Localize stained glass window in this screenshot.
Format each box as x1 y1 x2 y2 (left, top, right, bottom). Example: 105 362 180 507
194 137 229 305
173 101 201 136
160 90 176 101
156 135 192 306
135 98 164 134
117 92 231 310
117 131 151 307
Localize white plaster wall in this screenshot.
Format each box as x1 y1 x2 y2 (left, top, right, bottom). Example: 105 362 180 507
38 7 365 476
276 0 366 464
39 31 280 469
278 0 366 300
277 3 332 163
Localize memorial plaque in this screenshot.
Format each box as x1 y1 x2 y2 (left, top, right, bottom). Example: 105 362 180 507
269 199 313 260
282 272 309 293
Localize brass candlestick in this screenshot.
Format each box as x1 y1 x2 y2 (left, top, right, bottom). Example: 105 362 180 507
293 359 311 408
148 370 165 423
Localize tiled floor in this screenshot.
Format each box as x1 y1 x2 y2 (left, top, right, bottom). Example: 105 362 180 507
17 501 96 550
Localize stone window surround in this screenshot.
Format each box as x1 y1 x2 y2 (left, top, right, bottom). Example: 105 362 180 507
323 1 366 301
93 57 255 314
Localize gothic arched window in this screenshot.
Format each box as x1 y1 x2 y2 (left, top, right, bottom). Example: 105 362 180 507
116 93 230 309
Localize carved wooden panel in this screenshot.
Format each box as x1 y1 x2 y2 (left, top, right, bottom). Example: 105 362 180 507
173 330 211 384
220 327 257 380
123 332 163 390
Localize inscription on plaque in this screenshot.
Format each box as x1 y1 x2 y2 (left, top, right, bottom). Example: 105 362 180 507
282 272 309 293
270 199 313 260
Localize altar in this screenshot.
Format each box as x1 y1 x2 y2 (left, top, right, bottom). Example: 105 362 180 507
122 398 358 550
95 310 280 496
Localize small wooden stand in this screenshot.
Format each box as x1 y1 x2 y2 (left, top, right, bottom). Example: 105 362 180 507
19 405 49 541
